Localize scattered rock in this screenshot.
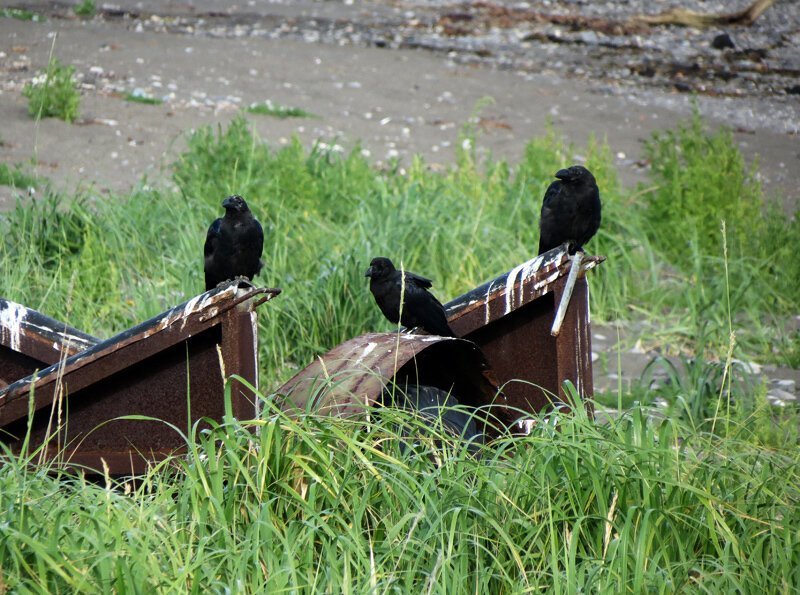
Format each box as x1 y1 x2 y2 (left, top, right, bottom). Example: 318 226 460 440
767 388 797 407
772 378 796 392
711 33 735 50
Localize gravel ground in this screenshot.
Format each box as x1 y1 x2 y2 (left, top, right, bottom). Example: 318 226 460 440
0 0 797 205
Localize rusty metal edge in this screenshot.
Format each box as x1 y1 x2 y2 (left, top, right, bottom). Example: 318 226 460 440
0 299 100 359
445 247 604 327
0 282 281 416
278 332 460 400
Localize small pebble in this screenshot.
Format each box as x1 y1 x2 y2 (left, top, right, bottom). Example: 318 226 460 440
711 33 735 50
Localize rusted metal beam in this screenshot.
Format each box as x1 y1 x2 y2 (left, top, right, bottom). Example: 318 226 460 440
278 332 512 432
0 281 280 474
0 299 99 388
444 247 603 418
279 248 603 435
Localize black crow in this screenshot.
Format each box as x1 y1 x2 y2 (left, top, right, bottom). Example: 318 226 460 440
538 165 601 255
204 195 264 291
365 257 456 337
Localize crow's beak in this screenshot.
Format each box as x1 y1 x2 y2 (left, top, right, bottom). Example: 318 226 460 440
222 196 236 209
364 267 373 278
555 168 571 181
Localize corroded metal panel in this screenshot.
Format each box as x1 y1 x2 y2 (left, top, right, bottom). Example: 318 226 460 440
0 299 99 388
0 281 280 474
280 248 602 428
277 332 510 428
445 247 603 417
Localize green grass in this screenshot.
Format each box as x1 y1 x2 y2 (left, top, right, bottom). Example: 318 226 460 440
22 57 80 123
0 163 45 191
245 100 316 119
73 0 96 17
123 91 163 105
0 111 798 591
3 110 794 374
0 8 44 21
1 385 798 592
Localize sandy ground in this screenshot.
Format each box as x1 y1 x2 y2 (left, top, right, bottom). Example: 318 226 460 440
0 1 797 400
1 2 797 207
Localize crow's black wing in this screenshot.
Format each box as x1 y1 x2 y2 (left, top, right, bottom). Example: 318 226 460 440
572 185 602 252
204 218 224 290
538 180 581 255
236 216 265 279
402 281 455 337
538 181 565 254
369 274 403 325
204 218 222 260
403 270 433 289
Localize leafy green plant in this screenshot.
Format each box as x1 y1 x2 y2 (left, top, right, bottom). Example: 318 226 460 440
73 0 96 17
22 58 80 123
643 106 762 264
123 91 162 105
639 354 753 426
0 8 44 21
1 384 798 592
3 191 88 268
245 100 315 119
0 163 45 190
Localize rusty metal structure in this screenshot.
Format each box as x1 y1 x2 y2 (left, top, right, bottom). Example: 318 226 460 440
278 332 513 433
1 247 601 474
1 299 99 388
280 247 603 428
0 282 279 474
445 247 603 417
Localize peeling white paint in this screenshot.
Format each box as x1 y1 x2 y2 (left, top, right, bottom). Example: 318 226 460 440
586 281 591 325
0 301 27 352
250 310 260 417
532 269 560 292
504 262 525 314
517 418 536 435
504 255 545 314
355 342 377 366
178 289 231 330
20 321 95 350
484 281 495 324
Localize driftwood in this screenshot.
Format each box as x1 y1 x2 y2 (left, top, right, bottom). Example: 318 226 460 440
632 0 775 28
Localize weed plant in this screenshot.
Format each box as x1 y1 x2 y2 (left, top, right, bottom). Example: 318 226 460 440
23 58 80 123
0 113 798 592
0 163 44 191
245 100 316 119
73 0 96 17
0 8 44 21
123 91 162 105
1 384 798 591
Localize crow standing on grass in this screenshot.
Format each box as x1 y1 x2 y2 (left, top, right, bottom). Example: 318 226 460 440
537 165 602 255
204 195 264 290
365 257 456 337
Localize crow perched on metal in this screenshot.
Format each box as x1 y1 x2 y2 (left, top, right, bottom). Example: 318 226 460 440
537 165 602 255
365 257 456 337
204 195 264 290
